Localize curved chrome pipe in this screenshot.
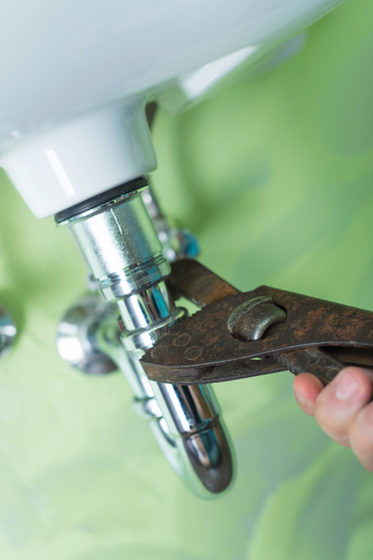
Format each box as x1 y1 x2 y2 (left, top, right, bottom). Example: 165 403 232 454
120 291 234 496
150 380 234 494
57 181 235 497
57 294 234 496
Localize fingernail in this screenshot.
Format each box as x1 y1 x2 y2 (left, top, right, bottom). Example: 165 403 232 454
294 390 307 404
335 371 360 401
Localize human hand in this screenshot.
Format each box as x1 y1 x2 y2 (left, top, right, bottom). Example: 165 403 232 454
293 367 373 470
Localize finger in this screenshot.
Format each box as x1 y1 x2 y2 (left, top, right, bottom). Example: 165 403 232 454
293 373 324 416
314 367 373 447
349 400 373 471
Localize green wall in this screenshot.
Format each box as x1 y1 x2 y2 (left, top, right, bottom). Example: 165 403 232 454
1 1 373 558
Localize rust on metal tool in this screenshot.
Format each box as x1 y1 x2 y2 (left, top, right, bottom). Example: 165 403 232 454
228 296 286 341
273 347 344 386
166 259 238 307
142 259 373 385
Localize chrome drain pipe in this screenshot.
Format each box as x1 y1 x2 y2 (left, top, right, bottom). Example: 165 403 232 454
56 179 234 497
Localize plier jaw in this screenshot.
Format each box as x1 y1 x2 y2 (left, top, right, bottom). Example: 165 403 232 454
141 259 373 385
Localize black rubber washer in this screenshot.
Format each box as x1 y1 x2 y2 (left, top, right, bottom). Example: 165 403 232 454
54 176 148 224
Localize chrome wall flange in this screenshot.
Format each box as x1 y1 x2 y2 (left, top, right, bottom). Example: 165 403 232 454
56 296 118 375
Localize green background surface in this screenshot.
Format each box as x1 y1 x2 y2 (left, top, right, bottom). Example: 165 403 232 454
1 0 373 558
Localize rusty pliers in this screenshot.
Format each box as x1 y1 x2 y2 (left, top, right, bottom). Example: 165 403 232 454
141 259 373 386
